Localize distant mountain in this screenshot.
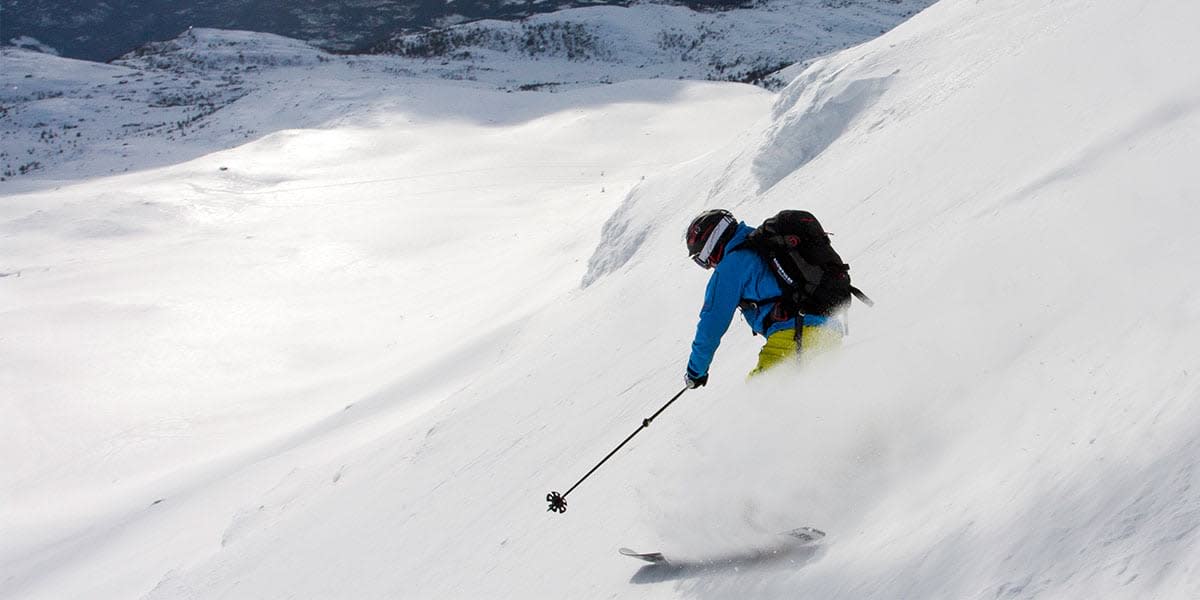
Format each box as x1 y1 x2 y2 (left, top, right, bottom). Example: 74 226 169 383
1 1 934 182
1 0 758 62
367 0 931 89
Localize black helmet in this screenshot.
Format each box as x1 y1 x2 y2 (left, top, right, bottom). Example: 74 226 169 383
686 209 736 269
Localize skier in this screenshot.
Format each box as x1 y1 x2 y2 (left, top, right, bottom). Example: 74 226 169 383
547 211 865 514
683 209 850 388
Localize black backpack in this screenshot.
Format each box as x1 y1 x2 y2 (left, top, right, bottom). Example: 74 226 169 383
737 210 873 317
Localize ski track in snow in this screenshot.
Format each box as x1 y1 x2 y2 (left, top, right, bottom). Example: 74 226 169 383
5 0 1200 598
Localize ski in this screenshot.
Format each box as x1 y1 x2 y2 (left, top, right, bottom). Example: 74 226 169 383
618 526 825 566
618 547 668 564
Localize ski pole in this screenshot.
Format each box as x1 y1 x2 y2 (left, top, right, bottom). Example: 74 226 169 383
546 387 689 514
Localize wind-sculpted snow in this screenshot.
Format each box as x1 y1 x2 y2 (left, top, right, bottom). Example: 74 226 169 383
752 63 894 192
582 189 653 288
580 140 756 289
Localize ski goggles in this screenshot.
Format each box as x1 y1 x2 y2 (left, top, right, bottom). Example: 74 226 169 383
689 215 734 269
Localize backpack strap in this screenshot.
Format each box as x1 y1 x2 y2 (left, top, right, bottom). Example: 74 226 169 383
741 286 873 315
738 296 793 336
737 296 783 312
849 285 874 307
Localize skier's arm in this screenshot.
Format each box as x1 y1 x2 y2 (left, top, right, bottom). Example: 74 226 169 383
686 264 742 378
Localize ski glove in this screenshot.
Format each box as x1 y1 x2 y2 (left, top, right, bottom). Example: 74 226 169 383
685 370 708 389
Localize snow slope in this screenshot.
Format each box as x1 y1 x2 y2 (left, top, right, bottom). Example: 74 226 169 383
0 69 776 598
4 0 1200 598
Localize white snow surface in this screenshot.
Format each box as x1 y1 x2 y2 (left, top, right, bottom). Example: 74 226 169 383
4 0 1200 599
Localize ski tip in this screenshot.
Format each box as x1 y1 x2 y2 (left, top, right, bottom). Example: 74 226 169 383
618 547 668 564
782 526 826 543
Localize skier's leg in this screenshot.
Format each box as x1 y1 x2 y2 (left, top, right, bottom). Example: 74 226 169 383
747 329 798 378
798 319 843 366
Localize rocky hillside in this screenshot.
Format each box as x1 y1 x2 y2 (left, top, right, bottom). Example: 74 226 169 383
9 0 805 62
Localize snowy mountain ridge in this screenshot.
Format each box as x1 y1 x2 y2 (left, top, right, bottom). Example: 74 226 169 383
3 0 756 62
2 0 922 63
1 0 931 185
373 0 929 86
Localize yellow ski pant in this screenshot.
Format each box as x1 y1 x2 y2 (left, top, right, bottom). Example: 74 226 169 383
748 324 843 378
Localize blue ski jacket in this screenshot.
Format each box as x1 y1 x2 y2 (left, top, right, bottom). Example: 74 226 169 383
686 222 834 378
